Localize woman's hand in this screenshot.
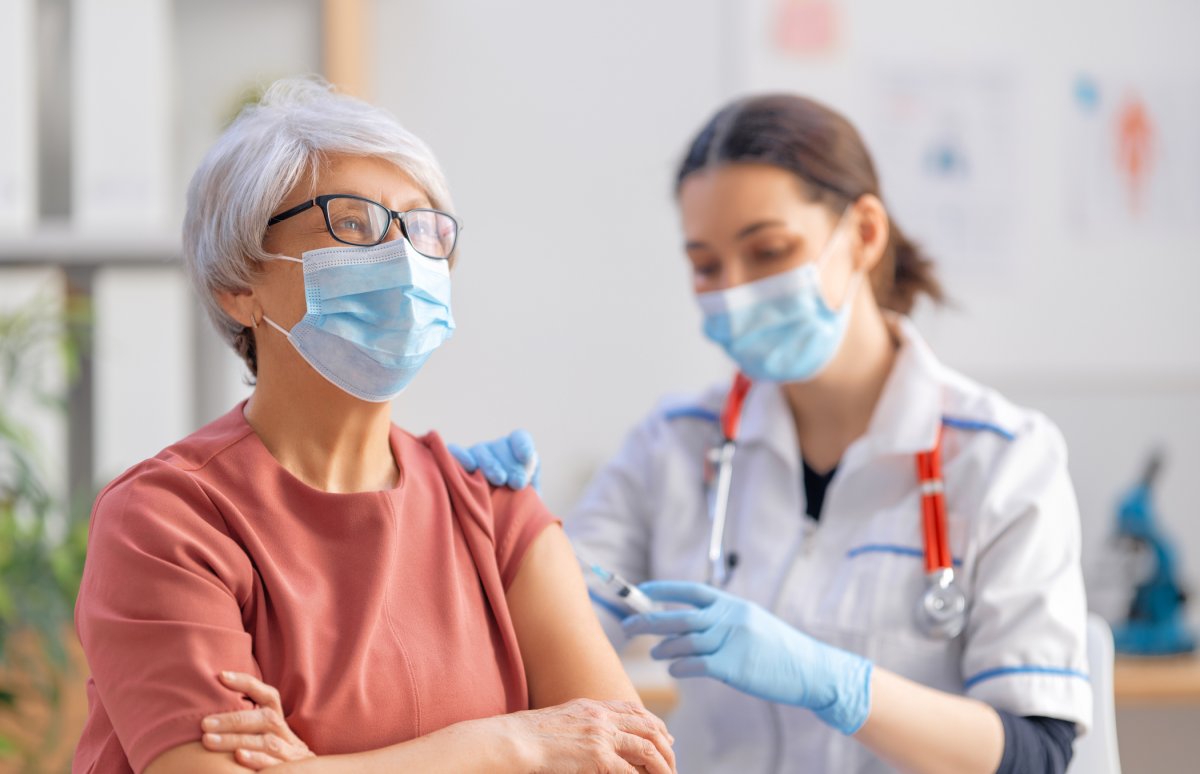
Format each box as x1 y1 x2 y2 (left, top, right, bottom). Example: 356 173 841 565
506 698 676 774
200 671 314 770
201 673 675 773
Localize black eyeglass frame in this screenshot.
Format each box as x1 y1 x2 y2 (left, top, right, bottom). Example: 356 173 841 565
266 194 461 259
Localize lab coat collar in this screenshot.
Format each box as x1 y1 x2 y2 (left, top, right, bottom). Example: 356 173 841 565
735 375 801 470
733 315 944 468
865 315 945 457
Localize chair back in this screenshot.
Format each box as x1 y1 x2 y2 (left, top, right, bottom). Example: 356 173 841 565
1068 613 1122 773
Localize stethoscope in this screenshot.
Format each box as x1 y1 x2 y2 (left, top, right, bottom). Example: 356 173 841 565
705 373 967 640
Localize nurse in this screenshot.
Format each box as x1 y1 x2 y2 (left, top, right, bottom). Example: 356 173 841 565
453 94 1091 773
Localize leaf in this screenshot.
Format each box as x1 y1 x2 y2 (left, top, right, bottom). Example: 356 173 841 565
0 292 90 702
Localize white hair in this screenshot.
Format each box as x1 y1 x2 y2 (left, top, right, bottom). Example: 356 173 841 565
182 75 454 374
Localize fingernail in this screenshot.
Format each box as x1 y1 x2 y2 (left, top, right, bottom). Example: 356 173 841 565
204 733 221 744
221 670 235 680
202 717 218 730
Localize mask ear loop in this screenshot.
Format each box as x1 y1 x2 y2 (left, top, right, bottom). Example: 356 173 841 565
837 268 867 313
816 205 862 312
815 205 857 271
259 314 292 339
253 253 303 336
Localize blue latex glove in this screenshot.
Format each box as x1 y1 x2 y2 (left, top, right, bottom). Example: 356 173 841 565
447 429 541 492
622 581 874 735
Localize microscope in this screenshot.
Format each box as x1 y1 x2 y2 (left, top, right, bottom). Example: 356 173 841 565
1111 451 1196 655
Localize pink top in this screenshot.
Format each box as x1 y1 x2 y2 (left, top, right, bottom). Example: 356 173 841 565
73 403 557 773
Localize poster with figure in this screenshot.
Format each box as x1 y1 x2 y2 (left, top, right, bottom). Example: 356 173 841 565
772 0 840 57
861 65 1023 278
1065 73 1200 236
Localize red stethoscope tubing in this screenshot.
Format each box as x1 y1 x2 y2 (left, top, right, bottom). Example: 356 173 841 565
719 373 952 573
721 372 753 442
916 432 951 573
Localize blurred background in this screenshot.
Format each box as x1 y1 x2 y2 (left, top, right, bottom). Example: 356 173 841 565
1 0 1198 770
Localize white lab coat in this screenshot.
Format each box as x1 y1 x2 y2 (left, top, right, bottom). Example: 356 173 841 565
566 316 1092 773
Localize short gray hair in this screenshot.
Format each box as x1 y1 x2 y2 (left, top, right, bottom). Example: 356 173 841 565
182 75 454 376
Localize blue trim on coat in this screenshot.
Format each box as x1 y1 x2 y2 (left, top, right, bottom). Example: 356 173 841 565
964 665 1091 690
846 543 963 567
663 406 720 423
940 416 1017 441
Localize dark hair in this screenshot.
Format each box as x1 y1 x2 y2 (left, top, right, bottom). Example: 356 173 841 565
676 94 943 315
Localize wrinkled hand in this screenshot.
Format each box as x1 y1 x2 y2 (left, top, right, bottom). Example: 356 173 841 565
507 698 676 774
448 429 541 491
201 671 314 770
622 581 874 735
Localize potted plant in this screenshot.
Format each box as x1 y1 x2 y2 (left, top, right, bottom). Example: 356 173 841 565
0 291 90 770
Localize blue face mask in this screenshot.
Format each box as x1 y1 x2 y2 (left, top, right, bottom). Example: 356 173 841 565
696 210 859 383
261 238 455 402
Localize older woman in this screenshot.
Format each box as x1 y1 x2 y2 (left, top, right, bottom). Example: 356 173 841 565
72 78 674 774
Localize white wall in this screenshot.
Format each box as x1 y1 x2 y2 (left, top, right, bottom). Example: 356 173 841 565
3 1 1196 769
8 0 1195 632
362 0 1200 630
363 7 1199 768
724 0 1200 626
85 0 323 483
375 0 734 506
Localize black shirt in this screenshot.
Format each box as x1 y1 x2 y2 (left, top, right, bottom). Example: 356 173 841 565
802 458 837 521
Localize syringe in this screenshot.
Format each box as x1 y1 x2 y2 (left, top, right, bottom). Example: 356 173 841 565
582 561 659 616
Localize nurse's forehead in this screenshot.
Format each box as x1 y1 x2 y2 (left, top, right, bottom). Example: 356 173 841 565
679 166 821 244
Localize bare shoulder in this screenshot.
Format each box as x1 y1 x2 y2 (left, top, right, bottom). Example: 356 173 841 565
144 742 245 774
507 525 639 708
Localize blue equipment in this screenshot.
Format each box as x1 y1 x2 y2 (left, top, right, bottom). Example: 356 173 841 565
1111 451 1195 655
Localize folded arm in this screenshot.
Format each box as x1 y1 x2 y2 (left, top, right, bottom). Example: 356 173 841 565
148 526 674 774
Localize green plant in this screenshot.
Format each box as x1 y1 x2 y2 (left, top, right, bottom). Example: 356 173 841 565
0 290 90 767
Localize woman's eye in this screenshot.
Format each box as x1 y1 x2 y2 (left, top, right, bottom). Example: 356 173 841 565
693 263 720 279
336 217 366 232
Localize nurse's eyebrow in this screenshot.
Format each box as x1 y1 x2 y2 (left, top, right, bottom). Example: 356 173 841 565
735 220 787 239
685 219 789 251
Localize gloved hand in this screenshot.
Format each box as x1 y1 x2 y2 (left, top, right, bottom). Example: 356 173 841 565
622 581 873 735
448 429 541 491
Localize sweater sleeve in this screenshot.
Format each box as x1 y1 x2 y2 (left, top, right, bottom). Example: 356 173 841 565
994 711 1078 774
490 484 560 590
74 460 259 772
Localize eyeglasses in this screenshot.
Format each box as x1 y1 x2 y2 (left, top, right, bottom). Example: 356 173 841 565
267 194 461 260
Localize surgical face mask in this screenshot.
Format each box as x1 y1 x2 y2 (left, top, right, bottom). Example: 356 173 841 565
260 238 455 402
696 210 859 383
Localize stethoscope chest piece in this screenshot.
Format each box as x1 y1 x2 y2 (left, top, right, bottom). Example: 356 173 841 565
916 568 967 640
